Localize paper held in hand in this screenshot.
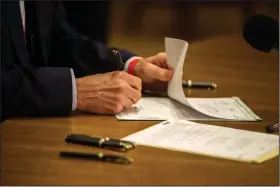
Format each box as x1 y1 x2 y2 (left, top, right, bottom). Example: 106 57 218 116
122 120 279 163
115 37 261 121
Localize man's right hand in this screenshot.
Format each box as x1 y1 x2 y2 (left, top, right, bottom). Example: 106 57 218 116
75 71 142 114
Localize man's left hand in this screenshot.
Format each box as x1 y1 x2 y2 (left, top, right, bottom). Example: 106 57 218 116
133 52 173 91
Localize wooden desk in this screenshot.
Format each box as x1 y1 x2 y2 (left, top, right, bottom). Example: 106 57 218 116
1 34 279 185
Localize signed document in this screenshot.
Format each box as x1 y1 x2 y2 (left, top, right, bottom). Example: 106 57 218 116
116 37 261 121
122 120 279 163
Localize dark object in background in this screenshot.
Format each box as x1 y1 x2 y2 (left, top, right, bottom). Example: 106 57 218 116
243 14 279 53
63 1 110 44
265 123 279 133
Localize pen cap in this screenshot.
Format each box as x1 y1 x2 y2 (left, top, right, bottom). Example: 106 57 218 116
265 123 279 133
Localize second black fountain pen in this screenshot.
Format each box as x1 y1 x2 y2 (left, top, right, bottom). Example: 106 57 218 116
182 80 217 89
59 151 134 165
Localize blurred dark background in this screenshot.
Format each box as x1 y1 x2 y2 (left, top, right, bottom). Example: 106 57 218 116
64 1 279 46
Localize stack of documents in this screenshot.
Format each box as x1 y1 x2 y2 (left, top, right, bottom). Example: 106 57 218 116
116 38 261 122
122 120 279 163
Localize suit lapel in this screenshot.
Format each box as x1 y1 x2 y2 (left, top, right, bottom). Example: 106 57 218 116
2 1 29 65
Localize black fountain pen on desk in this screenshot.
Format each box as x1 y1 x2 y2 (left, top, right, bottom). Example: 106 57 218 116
60 151 133 165
65 133 136 152
182 80 218 89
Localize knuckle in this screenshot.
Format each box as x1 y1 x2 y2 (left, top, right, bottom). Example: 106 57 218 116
136 76 142 85
116 80 127 92
157 52 166 57
112 71 125 78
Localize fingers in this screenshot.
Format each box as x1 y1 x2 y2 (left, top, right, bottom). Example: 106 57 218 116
156 52 168 69
116 92 135 109
123 73 142 92
157 52 173 70
109 75 142 106
109 71 142 109
100 92 134 110
87 90 135 114
113 79 141 104
122 82 142 104
149 52 173 70
112 71 142 92
145 63 173 81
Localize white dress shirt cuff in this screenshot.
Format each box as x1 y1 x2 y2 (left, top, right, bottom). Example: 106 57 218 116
124 56 143 72
70 68 77 111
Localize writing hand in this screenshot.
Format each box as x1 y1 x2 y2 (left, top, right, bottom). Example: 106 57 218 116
75 71 142 114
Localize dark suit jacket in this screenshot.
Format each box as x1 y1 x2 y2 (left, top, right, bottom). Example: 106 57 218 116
63 1 110 44
1 1 136 122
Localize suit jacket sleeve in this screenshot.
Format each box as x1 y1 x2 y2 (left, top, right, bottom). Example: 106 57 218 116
49 1 137 78
1 66 73 122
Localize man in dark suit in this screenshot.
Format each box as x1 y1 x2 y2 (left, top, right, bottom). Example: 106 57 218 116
1 1 173 122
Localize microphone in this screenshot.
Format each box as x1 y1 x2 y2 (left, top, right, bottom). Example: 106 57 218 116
243 14 279 53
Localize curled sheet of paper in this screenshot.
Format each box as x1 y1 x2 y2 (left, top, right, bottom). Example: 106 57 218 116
165 37 191 107
165 37 261 120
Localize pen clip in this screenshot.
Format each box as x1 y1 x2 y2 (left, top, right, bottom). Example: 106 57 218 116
102 137 137 152
65 133 136 152
112 50 124 70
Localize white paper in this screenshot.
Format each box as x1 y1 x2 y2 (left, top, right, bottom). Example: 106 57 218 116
116 97 215 121
116 97 260 121
186 97 261 120
165 37 191 107
116 98 172 120
115 37 261 121
122 120 279 163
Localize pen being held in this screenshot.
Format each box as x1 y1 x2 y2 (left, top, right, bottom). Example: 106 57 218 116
112 50 124 70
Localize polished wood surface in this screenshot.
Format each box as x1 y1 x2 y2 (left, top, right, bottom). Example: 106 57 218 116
1 33 278 185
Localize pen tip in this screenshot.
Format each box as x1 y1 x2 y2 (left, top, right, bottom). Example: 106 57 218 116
126 156 134 164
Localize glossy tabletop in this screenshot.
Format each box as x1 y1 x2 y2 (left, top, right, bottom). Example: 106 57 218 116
1 34 279 185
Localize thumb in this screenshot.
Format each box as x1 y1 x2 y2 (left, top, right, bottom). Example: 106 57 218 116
148 63 173 81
